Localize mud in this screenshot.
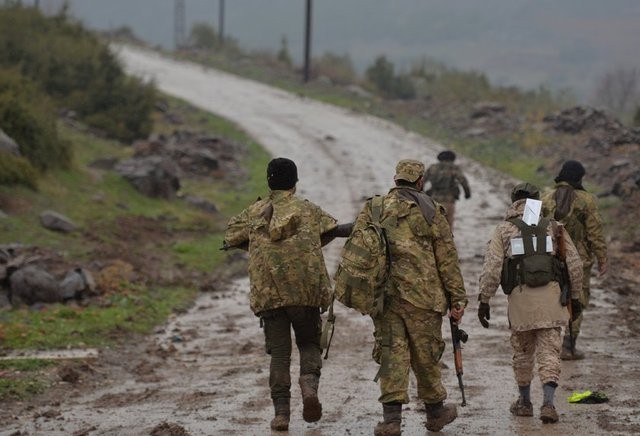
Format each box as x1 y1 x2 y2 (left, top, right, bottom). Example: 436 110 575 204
1 47 638 435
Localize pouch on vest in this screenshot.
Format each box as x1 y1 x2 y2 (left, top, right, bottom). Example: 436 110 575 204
503 217 557 290
334 196 390 317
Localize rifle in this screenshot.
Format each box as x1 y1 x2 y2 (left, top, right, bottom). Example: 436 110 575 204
449 316 468 406
554 223 575 356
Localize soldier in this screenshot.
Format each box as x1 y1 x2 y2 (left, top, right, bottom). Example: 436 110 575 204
224 157 352 432
542 160 608 360
423 150 471 227
477 183 583 424
352 159 467 435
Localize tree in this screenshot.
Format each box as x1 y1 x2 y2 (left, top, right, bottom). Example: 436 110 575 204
593 66 640 115
189 22 219 50
277 36 292 66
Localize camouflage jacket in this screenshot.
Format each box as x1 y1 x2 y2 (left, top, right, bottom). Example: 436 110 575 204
423 161 471 203
479 200 583 331
225 190 337 315
542 182 607 267
353 186 467 314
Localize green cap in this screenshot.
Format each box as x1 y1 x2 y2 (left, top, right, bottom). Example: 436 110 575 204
511 182 540 202
394 159 425 183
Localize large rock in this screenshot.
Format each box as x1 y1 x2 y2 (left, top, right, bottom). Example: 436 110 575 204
0 128 20 156
9 265 62 306
59 268 96 299
40 210 78 233
115 156 181 199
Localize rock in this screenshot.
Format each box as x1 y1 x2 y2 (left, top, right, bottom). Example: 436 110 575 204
59 268 95 300
89 157 119 170
9 265 62 306
115 156 181 199
40 210 78 233
464 127 487 137
0 128 20 156
471 101 506 119
0 209 7 219
345 84 373 99
184 195 218 213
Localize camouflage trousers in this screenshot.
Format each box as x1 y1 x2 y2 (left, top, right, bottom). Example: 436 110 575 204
372 298 446 404
261 306 322 400
567 262 593 340
510 327 562 386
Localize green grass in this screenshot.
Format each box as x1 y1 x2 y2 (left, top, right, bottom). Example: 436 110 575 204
0 359 56 371
0 94 268 353
0 377 49 400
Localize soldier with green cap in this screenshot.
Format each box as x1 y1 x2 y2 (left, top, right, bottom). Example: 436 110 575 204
478 183 583 424
423 150 471 227
541 160 608 360
224 157 352 432
352 159 467 435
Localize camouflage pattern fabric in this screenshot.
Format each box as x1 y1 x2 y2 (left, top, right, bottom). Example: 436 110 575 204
225 190 337 314
261 306 322 400
352 186 467 313
542 181 607 268
510 327 562 386
478 199 583 331
542 181 607 339
423 161 471 203
372 298 447 404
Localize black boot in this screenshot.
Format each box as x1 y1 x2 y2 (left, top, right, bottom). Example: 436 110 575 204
270 398 290 431
425 401 457 432
374 402 402 436
299 374 322 422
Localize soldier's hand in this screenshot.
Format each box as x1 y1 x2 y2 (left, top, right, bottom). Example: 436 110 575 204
597 260 608 277
465 192 471 199
450 304 465 322
570 299 583 319
478 302 490 328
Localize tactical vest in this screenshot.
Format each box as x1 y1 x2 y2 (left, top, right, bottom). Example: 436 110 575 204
501 217 559 294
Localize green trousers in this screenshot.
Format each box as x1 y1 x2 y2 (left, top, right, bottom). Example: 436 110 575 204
261 306 322 400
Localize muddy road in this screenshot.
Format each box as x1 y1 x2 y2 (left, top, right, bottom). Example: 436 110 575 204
4 47 639 435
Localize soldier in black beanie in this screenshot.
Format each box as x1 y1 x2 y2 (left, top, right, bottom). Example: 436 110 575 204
267 157 299 191
542 160 607 360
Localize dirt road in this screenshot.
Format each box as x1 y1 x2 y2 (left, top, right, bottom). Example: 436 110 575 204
4 47 638 435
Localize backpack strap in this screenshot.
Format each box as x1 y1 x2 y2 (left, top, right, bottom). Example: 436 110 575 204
508 217 550 255
371 195 383 225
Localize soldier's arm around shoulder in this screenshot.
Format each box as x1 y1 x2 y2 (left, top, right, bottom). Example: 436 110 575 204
432 204 467 307
478 225 505 303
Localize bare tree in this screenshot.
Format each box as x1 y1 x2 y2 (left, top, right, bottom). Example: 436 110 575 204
593 66 640 115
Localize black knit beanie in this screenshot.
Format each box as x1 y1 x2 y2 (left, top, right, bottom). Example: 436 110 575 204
267 157 298 190
555 160 585 184
437 150 456 162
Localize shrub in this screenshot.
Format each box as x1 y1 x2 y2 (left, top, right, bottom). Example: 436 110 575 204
189 22 219 50
366 55 395 95
314 52 355 85
277 36 292 66
0 5 156 143
0 68 71 172
0 151 38 188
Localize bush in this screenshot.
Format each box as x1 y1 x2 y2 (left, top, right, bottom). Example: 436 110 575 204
366 55 416 100
314 52 355 85
0 5 156 143
0 151 38 188
189 22 219 50
0 68 71 172
277 36 292 66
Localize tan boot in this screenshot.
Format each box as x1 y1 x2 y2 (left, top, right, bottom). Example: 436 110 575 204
510 398 533 417
540 404 559 424
299 374 322 422
374 402 402 436
270 398 290 431
560 335 585 360
425 401 457 432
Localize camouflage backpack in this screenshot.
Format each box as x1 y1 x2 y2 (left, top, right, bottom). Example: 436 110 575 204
429 163 460 198
334 196 390 317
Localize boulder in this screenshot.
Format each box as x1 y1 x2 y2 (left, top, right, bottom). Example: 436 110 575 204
40 210 78 233
59 268 96 299
471 101 506 119
115 156 181 199
184 195 218 213
9 265 62 306
0 128 20 156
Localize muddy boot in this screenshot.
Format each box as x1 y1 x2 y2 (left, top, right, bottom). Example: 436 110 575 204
510 398 533 417
560 335 585 360
540 404 559 424
299 374 322 422
270 398 290 431
425 401 457 432
374 402 402 436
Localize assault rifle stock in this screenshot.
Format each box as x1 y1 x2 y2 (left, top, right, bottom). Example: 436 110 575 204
554 223 575 355
449 316 468 406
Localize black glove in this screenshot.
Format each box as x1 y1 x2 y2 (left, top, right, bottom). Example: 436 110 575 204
571 299 583 319
478 302 491 328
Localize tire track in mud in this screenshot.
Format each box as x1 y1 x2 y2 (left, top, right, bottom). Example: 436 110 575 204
4 47 639 436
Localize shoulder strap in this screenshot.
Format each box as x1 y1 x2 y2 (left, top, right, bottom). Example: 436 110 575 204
508 217 550 255
371 195 383 225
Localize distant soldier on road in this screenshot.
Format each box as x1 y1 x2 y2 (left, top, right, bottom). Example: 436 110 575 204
352 159 467 435
478 183 583 424
542 160 608 360
423 150 471 227
224 157 351 432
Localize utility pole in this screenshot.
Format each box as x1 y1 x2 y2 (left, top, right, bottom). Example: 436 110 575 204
174 0 186 50
303 0 312 82
218 0 225 44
